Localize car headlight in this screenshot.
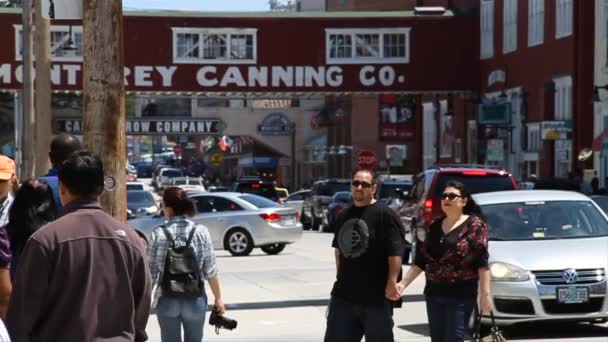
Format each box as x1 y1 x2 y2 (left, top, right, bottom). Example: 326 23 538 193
146 205 158 214
490 262 529 282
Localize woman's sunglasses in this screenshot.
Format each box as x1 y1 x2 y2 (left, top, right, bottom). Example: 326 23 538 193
351 180 373 189
441 192 463 201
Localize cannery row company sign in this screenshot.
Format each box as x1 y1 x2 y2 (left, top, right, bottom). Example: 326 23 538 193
54 118 225 135
0 64 406 91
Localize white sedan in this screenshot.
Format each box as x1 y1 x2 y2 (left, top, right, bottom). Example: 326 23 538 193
474 190 608 326
129 192 302 256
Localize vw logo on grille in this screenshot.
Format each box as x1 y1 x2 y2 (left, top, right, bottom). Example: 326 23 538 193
562 268 578 284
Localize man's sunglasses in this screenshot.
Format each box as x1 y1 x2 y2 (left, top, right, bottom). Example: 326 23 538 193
351 180 373 189
441 192 464 200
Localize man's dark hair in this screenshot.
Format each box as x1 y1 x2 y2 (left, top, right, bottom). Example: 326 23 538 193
58 151 104 198
352 169 377 184
49 133 82 169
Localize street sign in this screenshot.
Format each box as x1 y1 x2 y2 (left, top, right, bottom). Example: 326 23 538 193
210 153 224 167
357 150 377 169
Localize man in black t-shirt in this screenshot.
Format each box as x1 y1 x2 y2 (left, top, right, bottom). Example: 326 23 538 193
324 169 406 342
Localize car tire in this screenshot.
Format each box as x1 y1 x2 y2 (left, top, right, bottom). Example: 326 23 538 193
312 212 321 231
224 228 254 257
261 243 286 255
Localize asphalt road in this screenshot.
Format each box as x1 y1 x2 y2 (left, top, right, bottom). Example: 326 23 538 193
143 231 608 342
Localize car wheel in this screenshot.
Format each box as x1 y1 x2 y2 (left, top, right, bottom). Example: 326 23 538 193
261 243 286 255
224 228 254 257
312 212 321 231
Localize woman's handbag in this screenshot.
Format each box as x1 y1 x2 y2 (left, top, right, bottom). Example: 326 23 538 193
471 305 507 342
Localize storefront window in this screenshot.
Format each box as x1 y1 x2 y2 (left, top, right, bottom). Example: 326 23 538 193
378 94 416 141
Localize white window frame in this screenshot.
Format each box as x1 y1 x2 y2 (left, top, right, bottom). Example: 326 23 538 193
526 122 541 152
556 0 573 39
325 28 411 64
172 28 257 64
14 25 84 62
503 0 517 54
528 0 544 47
554 75 572 120
480 0 495 59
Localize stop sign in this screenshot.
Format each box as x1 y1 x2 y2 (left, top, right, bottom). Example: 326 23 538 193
357 150 377 169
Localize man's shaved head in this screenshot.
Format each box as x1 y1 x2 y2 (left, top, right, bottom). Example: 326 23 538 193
49 133 82 169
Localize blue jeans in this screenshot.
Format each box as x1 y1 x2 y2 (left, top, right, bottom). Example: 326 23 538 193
157 296 208 342
324 296 394 342
425 296 475 342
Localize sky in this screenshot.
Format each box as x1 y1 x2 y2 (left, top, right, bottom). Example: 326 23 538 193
123 0 271 12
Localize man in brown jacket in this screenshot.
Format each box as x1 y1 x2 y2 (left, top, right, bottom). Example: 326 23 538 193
6 151 152 342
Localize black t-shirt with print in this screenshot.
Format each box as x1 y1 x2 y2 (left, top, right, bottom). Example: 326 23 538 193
331 201 406 306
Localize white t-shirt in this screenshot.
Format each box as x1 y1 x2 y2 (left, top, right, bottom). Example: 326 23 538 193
0 318 10 342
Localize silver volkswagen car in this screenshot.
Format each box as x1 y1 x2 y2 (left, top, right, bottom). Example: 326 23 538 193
128 192 303 257
474 190 608 326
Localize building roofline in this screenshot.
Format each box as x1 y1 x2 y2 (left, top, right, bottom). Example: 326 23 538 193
0 7 454 18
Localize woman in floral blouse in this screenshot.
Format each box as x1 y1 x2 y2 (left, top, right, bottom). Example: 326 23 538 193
398 181 490 342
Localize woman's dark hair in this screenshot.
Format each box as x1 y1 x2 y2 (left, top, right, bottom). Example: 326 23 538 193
444 181 484 218
6 179 57 256
163 187 196 217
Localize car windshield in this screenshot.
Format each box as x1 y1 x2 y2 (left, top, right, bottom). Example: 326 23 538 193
332 192 352 203
236 183 278 200
318 182 350 196
127 191 155 204
126 184 144 191
380 183 412 199
239 194 281 208
163 170 183 178
592 197 608 214
481 201 608 241
172 179 187 185
434 174 514 196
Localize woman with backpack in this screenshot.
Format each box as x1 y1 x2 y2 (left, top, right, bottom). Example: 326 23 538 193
147 186 225 342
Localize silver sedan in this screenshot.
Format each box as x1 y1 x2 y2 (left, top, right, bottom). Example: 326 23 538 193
474 190 608 326
128 192 303 256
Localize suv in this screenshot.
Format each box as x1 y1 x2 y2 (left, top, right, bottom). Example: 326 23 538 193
399 165 518 238
231 177 280 202
301 179 351 231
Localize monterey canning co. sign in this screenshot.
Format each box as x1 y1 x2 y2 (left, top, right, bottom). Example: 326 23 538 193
0 64 405 91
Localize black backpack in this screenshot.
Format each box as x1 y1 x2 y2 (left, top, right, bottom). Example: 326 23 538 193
160 225 204 298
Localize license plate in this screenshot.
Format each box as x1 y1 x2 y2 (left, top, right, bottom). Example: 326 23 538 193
557 287 589 304
282 218 295 225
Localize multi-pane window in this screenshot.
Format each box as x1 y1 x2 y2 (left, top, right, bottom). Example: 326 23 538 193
554 76 572 120
480 0 495 59
528 0 544 47
326 28 410 64
173 28 257 63
176 33 199 59
15 25 83 61
503 0 517 53
355 34 380 57
556 0 573 38
383 33 406 58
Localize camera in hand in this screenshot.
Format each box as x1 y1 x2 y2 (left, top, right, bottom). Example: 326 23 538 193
209 311 238 330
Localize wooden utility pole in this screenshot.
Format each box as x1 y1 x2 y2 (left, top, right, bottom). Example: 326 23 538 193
82 0 126 220
21 0 35 179
33 0 52 176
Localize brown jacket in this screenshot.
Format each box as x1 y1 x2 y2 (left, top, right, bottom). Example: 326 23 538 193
6 199 152 342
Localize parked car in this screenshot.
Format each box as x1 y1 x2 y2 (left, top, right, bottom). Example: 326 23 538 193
400 164 519 237
377 180 413 205
321 191 352 232
474 190 608 326
231 177 280 202
127 190 158 219
282 190 312 215
126 182 145 191
133 162 153 178
301 179 351 231
157 168 184 191
128 192 303 256
170 176 206 193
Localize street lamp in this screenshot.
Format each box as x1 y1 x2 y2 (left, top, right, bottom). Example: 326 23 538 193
62 25 78 54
